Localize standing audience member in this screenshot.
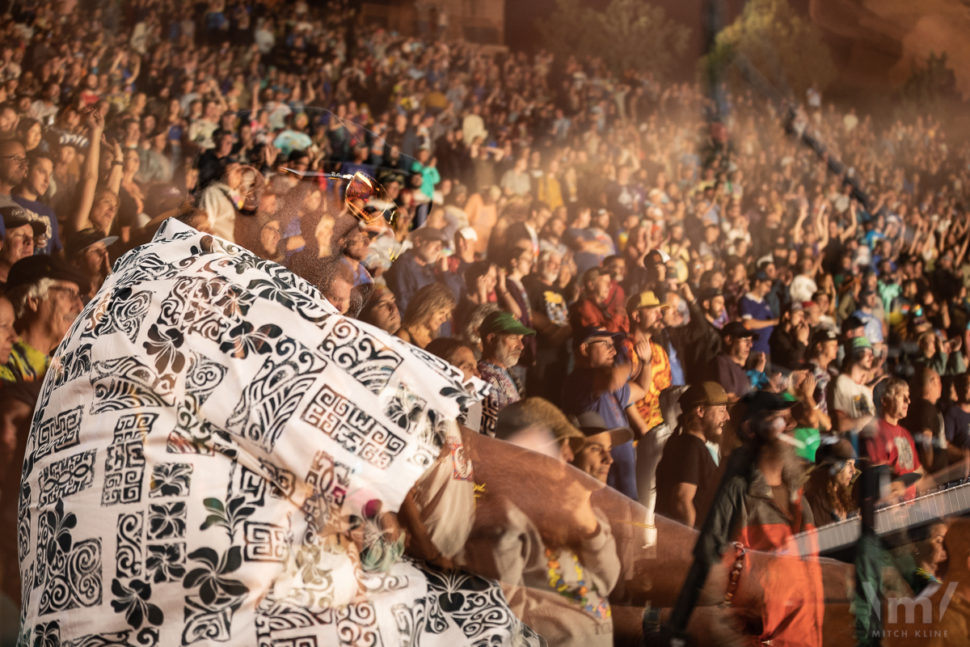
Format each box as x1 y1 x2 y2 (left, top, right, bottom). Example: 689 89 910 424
625 290 672 514
655 382 729 527
712 322 756 401
561 326 651 501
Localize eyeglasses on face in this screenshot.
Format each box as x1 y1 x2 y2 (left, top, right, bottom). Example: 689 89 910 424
48 285 82 301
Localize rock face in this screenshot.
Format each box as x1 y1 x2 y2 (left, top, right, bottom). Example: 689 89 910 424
809 0 970 96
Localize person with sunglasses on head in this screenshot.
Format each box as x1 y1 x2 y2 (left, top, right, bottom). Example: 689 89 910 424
0 255 85 383
0 205 46 287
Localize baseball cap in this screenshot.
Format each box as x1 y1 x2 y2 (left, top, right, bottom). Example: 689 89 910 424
815 437 855 466
411 227 449 244
679 382 730 410
700 287 724 302
5 254 86 293
479 311 536 337
574 325 623 347
495 397 585 454
721 321 754 339
809 328 838 347
0 205 46 237
66 228 118 259
738 390 794 423
842 315 864 333
752 269 771 282
570 410 633 446
457 226 478 242
849 336 873 353
626 290 668 312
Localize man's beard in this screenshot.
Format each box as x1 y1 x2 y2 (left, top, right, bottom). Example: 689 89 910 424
541 270 559 284
497 346 522 368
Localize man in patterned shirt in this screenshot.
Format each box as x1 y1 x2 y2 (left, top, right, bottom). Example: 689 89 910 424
477 310 536 436
625 290 672 515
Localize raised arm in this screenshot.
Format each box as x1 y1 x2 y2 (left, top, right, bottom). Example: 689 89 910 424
68 108 105 234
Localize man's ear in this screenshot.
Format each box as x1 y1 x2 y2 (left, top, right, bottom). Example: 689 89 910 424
26 295 41 314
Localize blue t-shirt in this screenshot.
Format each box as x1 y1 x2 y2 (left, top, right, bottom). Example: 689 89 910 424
739 294 774 356
13 196 62 255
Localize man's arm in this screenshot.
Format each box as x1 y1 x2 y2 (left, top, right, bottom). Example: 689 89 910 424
834 408 874 434
742 316 779 331
673 482 698 528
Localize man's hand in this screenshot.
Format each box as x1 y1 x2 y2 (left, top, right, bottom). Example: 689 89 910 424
635 338 653 365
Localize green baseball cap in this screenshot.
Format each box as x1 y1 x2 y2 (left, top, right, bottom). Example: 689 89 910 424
479 311 536 337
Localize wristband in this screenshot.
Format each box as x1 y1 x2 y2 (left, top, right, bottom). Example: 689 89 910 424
720 542 746 607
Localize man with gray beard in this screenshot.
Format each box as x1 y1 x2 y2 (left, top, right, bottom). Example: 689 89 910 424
477 311 536 437
523 247 571 400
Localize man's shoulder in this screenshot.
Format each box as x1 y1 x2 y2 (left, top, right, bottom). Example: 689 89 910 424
663 431 706 458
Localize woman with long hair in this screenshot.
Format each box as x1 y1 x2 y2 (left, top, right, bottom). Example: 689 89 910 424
397 282 456 349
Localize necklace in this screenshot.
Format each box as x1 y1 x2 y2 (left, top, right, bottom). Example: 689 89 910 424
544 548 610 619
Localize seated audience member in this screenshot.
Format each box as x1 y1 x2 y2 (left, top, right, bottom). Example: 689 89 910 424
655 382 730 527
357 285 402 335
396 281 456 349
426 337 480 383
477 311 535 437
1 255 85 383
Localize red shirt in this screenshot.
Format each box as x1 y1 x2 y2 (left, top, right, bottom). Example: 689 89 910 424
864 418 921 477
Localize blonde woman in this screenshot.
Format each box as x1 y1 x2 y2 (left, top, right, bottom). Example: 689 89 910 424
396 282 456 349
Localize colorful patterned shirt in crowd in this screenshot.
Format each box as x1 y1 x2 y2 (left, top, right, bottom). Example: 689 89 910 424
631 340 672 430
0 339 49 383
478 360 523 437
18 220 540 647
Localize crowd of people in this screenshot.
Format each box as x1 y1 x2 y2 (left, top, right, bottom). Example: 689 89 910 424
2 0 970 645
